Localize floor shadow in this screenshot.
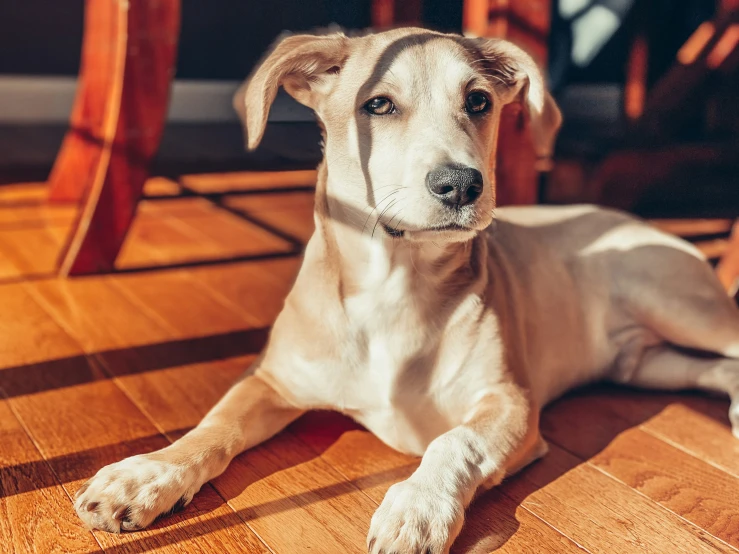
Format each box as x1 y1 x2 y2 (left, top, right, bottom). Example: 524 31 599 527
112 249 302 275
0 429 183 499
0 328 270 399
210 410 413 517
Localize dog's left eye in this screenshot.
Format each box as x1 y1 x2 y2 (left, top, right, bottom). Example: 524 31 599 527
465 92 489 114
364 97 395 115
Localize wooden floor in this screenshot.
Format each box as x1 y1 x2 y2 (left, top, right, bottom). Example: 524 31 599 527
0 173 737 554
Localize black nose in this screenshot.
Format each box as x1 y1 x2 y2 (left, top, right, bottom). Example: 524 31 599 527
425 165 483 207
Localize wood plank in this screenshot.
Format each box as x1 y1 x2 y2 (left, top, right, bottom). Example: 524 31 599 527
717 220 739 295
0 253 21 280
116 215 219 269
109 269 261 334
694 238 729 260
222 192 315 214
540 385 728 461
539 388 739 551
0 283 83 368
224 193 316 243
591 428 739 549
117 203 292 270
453 489 588 554
287 411 417 503
27 274 265 390
0 182 48 203
642 402 739 478
115 210 299 328
115 357 248 442
103 271 262 435
0 225 69 276
212 430 377 554
501 445 732 553
186 259 302 327
181 170 317 194
0 397 102 554
231 209 313 244
0 204 77 226
143 177 182 197
24 274 254 436
650 218 733 237
28 277 173 353
135 198 219 219
172 208 294 257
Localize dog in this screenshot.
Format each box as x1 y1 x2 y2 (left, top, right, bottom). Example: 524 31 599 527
75 27 739 553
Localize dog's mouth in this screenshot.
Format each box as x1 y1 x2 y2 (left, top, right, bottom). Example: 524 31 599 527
381 222 474 239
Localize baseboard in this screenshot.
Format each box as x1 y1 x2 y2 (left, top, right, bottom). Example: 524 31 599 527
0 76 315 124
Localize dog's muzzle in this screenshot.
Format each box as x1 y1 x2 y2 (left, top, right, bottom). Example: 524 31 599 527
425 164 483 208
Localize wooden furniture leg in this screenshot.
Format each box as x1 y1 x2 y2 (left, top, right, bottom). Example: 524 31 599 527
717 220 739 297
49 0 180 276
371 0 423 28
464 0 552 205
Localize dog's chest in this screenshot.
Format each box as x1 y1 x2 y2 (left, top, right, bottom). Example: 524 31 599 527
268 254 503 455
312 285 495 455
337 315 450 453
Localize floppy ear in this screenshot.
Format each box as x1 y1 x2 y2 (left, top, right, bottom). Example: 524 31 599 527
469 39 562 166
233 32 349 150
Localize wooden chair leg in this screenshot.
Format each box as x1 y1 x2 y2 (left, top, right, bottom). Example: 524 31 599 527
371 0 423 28
50 0 180 276
463 0 552 206
717 220 739 297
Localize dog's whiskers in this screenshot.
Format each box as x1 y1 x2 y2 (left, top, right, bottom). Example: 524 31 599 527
385 206 402 231
362 189 401 236
394 215 405 236
374 183 404 193
372 199 399 239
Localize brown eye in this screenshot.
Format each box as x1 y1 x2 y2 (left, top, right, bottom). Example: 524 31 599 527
364 97 395 115
465 92 489 114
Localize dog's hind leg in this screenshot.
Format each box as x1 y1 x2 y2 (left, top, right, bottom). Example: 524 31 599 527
617 256 739 435
624 345 739 437
622 246 739 360
653 299 739 360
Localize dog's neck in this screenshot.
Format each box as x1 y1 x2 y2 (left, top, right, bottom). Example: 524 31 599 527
311 166 487 303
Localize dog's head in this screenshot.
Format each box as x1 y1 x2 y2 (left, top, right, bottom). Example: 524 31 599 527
237 28 561 243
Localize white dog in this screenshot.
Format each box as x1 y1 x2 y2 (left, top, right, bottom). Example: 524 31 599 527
75 27 739 553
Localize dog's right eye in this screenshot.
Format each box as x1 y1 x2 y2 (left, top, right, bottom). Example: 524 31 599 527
364 97 395 115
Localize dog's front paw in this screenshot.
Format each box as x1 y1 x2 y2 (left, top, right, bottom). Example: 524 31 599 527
368 478 464 554
74 453 198 533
